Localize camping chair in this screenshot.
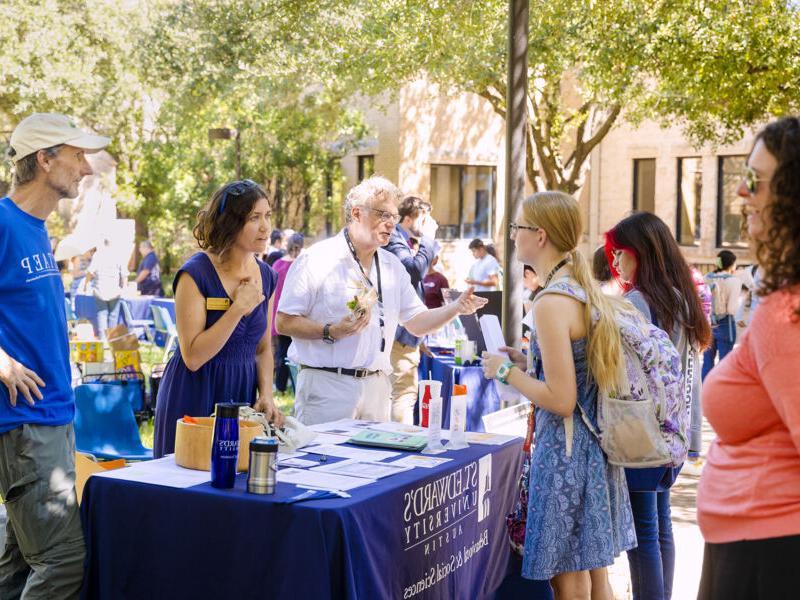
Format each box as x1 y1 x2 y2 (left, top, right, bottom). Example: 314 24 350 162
74 383 153 461
151 305 178 360
121 299 154 343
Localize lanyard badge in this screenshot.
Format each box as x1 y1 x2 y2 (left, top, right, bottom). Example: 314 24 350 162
343 228 386 353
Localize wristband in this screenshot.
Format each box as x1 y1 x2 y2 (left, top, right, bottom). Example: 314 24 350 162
495 361 515 385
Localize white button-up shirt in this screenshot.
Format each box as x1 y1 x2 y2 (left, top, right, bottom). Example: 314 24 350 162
278 231 427 374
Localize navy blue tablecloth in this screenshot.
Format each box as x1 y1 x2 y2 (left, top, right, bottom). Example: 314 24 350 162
81 439 523 600
419 349 501 432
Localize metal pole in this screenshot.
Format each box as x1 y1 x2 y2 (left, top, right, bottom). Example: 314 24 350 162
502 0 529 345
235 130 242 180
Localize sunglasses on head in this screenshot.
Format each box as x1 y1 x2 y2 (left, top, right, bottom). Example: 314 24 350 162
743 166 770 195
219 179 259 214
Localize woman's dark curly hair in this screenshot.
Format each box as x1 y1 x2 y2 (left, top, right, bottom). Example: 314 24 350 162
192 179 270 259
753 117 800 318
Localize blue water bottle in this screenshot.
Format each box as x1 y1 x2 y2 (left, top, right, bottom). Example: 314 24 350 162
210 403 240 489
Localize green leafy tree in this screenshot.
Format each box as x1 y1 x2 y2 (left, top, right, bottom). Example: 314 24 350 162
298 0 800 193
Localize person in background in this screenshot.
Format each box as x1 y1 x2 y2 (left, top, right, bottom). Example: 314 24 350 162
0 112 110 599
606 212 712 600
701 250 741 381
686 266 713 474
383 195 439 423
276 176 486 425
592 245 622 295
153 179 283 458
697 116 800 600
271 232 304 393
483 191 636 599
422 255 449 309
134 239 163 297
68 247 94 300
522 264 542 316
734 264 759 328
466 238 500 291
265 229 284 266
86 238 126 339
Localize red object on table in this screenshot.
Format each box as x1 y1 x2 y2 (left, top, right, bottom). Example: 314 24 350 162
420 384 431 427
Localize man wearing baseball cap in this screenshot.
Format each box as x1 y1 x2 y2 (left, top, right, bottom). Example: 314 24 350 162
0 113 109 599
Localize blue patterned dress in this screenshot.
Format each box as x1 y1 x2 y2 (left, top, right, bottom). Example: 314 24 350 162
522 279 636 580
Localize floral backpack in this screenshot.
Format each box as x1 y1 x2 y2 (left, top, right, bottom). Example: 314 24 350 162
546 280 693 468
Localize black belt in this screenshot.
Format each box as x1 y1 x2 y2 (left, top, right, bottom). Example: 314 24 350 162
300 365 381 379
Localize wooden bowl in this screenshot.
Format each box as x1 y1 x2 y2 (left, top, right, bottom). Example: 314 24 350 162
174 417 264 472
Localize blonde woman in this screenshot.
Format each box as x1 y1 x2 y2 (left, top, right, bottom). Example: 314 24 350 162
483 192 635 599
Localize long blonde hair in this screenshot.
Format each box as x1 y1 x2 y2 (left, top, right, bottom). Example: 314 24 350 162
522 191 626 394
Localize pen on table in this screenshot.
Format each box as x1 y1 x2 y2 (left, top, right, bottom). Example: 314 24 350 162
300 485 351 498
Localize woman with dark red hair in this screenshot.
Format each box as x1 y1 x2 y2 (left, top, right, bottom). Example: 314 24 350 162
605 213 711 600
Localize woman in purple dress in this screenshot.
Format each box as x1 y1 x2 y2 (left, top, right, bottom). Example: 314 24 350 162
154 180 284 458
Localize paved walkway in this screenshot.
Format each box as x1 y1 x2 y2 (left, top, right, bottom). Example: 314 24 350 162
608 419 714 599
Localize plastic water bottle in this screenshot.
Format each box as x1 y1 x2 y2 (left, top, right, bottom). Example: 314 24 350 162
422 394 446 454
446 384 469 450
211 403 240 489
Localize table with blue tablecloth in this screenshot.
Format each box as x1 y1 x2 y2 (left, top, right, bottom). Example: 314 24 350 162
80 429 523 600
419 348 502 432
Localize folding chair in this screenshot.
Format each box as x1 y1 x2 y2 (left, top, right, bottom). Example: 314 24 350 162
151 305 178 360
73 383 153 461
121 299 154 343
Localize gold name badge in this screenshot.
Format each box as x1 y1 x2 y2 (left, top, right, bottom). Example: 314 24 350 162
206 297 231 311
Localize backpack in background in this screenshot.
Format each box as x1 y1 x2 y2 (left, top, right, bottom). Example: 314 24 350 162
706 273 732 324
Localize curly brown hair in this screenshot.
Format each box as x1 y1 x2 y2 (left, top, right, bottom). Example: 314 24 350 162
753 117 800 318
192 179 269 259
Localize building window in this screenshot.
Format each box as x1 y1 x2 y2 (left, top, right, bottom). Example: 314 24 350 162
430 165 496 240
357 155 375 181
676 157 702 246
633 158 656 212
717 156 747 248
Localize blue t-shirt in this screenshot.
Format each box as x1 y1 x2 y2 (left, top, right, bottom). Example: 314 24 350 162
137 251 163 296
0 197 73 432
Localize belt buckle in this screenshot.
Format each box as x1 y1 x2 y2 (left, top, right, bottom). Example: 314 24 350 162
354 368 368 378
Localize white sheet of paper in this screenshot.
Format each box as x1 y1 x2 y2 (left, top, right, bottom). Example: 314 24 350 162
390 455 453 469
277 451 308 461
94 456 210 489
479 314 508 357
277 467 375 491
301 444 400 462
311 459 412 479
368 422 427 435
278 457 318 468
309 432 351 445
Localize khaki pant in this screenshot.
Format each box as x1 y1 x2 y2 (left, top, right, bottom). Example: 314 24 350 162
294 368 392 425
0 423 84 600
390 341 420 424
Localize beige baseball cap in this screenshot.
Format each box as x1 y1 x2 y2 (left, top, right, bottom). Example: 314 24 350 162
8 113 110 163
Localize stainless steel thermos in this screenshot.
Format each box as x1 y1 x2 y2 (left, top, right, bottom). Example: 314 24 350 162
247 437 278 494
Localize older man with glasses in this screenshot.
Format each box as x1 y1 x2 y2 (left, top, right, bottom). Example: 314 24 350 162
277 176 487 425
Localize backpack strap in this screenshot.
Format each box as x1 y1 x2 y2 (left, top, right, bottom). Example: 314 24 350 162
531 277 587 458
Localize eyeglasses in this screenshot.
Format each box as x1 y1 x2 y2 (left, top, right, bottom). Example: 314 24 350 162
508 223 540 235
219 179 259 214
743 166 770 195
362 206 401 224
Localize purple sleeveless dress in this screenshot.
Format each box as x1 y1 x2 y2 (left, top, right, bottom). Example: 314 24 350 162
153 252 277 458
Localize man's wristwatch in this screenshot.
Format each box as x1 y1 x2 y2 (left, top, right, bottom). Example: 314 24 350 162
495 361 515 385
322 323 335 344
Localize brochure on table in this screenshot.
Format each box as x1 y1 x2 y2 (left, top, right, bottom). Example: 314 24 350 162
94 420 519 495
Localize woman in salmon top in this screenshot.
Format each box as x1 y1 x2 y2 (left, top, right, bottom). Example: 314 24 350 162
697 116 800 599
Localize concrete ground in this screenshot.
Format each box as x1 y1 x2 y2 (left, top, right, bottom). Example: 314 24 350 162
608 419 714 600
